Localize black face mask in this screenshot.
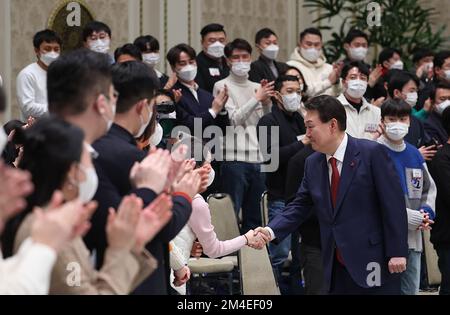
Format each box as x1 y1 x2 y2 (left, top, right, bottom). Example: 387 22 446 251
156 101 176 114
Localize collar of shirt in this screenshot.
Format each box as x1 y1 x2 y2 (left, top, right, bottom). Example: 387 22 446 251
180 81 199 92
85 142 99 159
326 133 348 165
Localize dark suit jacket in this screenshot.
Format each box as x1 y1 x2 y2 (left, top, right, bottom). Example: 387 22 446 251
424 111 449 146
257 104 305 200
269 135 408 291
86 124 192 295
249 56 288 83
174 82 229 137
195 51 230 94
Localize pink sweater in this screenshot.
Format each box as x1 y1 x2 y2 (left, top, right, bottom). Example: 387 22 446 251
189 195 246 258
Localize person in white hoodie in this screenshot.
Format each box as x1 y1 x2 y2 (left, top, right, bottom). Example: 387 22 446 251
287 28 342 98
16 30 61 119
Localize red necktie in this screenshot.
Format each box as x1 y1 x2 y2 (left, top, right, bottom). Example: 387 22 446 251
329 157 345 265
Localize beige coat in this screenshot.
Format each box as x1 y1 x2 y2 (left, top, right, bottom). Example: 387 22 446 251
14 213 157 295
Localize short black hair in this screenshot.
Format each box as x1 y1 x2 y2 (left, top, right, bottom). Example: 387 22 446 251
275 75 301 92
224 38 252 58
304 95 347 131
443 107 450 136
200 23 226 40
344 28 369 45
166 44 196 67
48 48 112 117
112 61 159 113
300 27 322 42
255 28 277 44
154 89 176 103
33 29 62 49
114 43 143 62
341 61 370 80
82 21 111 42
431 81 450 102
381 98 411 118
434 50 450 69
0 86 5 113
379 47 402 64
412 48 434 64
387 71 420 98
134 35 160 53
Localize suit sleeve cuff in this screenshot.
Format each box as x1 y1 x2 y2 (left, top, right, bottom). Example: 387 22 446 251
265 227 276 241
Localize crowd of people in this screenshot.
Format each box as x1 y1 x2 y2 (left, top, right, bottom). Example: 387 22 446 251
1 19 450 295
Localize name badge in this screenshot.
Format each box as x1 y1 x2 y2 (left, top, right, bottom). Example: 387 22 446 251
406 168 423 199
364 123 378 133
209 68 220 76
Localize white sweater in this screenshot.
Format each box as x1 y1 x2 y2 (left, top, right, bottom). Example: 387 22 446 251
287 47 342 97
0 238 56 295
213 72 271 163
16 62 48 119
337 94 381 141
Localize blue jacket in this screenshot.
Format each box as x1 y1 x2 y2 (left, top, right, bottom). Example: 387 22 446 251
269 135 408 291
85 124 192 295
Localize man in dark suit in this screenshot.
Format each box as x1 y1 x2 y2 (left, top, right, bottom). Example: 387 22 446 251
255 95 408 294
86 61 200 295
249 28 288 84
424 81 450 146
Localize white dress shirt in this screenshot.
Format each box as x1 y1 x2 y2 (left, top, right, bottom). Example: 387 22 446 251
266 133 349 241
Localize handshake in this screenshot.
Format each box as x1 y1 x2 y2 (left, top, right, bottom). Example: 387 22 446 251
244 227 272 250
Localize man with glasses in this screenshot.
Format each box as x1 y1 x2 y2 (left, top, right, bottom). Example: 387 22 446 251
83 21 114 64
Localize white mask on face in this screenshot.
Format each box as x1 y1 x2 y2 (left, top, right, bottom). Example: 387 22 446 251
40 51 60 67
89 39 110 54
207 41 225 59
78 165 99 203
136 102 153 138
385 122 409 141
262 44 280 60
349 47 368 61
149 123 163 146
436 99 450 115
207 167 215 187
0 127 7 153
231 61 251 77
177 64 198 82
143 53 160 67
346 79 368 99
424 62 434 73
445 70 450 81
300 47 321 63
405 92 418 107
282 93 301 112
390 60 404 70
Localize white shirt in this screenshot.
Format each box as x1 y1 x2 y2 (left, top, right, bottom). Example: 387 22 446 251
337 94 380 141
266 133 349 240
0 238 57 295
16 62 48 119
181 81 217 119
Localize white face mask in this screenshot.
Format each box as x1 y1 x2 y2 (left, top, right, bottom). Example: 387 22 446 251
346 79 368 99
445 70 450 81
0 127 7 153
89 39 110 54
149 123 163 146
136 102 153 138
207 41 225 59
424 62 434 73
390 60 404 70
262 44 280 60
231 61 251 77
143 53 160 67
207 167 215 187
78 165 99 203
349 47 368 61
300 47 321 63
385 122 409 141
436 99 450 115
40 51 60 67
282 93 301 112
177 64 198 82
404 92 418 107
